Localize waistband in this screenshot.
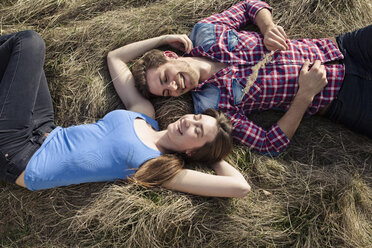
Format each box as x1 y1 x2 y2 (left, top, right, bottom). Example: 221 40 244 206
0 123 55 184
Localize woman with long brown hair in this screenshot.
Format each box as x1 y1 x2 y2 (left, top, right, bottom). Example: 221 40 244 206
0 30 250 197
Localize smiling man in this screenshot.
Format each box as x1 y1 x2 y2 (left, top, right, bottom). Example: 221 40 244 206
145 51 200 97
109 0 372 156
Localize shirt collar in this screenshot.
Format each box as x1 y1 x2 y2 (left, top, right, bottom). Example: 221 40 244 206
194 66 233 91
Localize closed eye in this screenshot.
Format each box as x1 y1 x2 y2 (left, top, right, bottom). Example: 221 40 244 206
163 89 170 96
161 73 170 96
194 125 203 137
195 127 201 137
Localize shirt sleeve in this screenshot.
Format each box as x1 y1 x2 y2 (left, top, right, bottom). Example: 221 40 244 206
227 110 290 156
200 0 272 29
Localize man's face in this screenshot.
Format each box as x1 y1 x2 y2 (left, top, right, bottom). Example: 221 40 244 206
146 59 199 97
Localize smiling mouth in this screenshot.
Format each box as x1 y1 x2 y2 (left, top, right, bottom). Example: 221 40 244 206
177 120 183 135
180 73 185 90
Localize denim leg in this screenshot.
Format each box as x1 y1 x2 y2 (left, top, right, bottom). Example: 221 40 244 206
0 30 46 129
337 24 372 79
32 70 55 127
0 31 55 183
325 25 372 138
326 74 372 137
0 33 17 79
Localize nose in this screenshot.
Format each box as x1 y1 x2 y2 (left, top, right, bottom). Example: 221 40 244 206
166 80 178 91
184 118 190 128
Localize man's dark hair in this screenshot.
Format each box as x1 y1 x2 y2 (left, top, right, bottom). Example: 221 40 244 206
131 49 168 99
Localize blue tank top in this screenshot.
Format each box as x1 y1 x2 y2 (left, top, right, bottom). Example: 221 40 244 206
24 110 162 191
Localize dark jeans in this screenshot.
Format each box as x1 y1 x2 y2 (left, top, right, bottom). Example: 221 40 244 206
0 30 55 183
325 25 372 138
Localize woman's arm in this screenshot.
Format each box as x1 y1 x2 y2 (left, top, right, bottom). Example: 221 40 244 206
161 160 251 198
107 35 193 118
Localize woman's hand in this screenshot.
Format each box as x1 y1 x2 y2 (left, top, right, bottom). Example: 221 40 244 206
263 24 289 51
161 34 194 53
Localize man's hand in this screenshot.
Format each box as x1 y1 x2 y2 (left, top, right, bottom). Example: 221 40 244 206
255 8 288 51
276 60 327 139
263 24 288 51
161 34 194 53
297 60 328 102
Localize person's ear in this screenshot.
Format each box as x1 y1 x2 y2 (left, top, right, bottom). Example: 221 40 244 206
163 51 179 59
185 150 193 157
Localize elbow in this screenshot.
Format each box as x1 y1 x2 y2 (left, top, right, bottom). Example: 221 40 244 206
235 182 251 198
107 51 114 62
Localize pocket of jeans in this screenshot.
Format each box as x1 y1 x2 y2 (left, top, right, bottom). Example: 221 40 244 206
0 150 17 176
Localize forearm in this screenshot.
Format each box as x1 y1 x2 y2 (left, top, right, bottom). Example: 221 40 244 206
277 59 327 139
212 160 248 185
107 38 158 117
162 160 250 198
255 8 274 34
255 6 288 51
108 35 167 63
277 93 313 139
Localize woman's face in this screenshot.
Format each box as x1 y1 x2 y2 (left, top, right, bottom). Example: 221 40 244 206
167 114 218 154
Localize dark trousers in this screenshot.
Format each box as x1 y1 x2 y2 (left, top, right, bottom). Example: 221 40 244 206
325 25 372 137
0 30 55 183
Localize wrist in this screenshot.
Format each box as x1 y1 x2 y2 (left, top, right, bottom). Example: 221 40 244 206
261 23 275 36
294 91 314 105
255 8 275 35
158 35 168 46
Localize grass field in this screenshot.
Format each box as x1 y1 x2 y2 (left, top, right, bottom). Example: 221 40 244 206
0 0 371 247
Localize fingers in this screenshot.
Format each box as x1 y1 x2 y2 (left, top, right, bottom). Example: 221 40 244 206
271 25 287 43
183 34 194 53
305 60 328 85
178 34 193 53
264 25 289 51
312 59 322 69
168 34 194 53
301 59 310 73
277 25 287 40
265 37 287 51
297 60 328 99
311 60 327 79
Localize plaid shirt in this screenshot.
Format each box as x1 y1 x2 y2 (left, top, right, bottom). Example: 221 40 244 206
189 0 345 156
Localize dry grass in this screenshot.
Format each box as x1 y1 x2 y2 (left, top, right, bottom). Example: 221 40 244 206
0 0 371 247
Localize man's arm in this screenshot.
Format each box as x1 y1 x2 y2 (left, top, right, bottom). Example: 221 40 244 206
255 8 288 51
107 35 193 117
277 60 328 138
227 60 327 155
199 0 272 30
198 0 287 51
229 111 290 156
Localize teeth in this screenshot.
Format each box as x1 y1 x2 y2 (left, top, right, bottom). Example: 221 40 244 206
181 74 185 89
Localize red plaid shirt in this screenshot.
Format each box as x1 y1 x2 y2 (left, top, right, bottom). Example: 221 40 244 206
189 0 345 155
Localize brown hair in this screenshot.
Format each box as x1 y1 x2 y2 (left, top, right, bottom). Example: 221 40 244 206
186 108 233 165
131 109 233 187
131 49 168 99
130 154 184 188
